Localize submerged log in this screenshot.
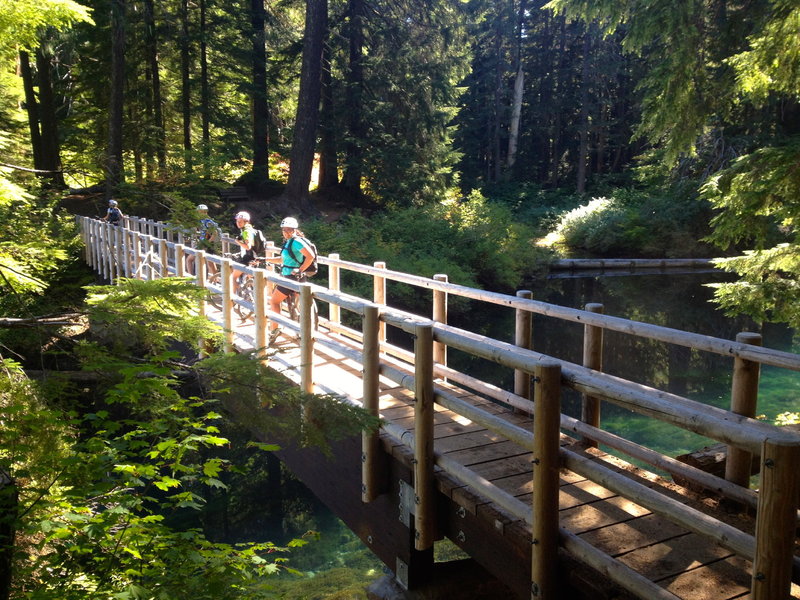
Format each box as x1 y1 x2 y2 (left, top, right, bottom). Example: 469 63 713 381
549 258 716 270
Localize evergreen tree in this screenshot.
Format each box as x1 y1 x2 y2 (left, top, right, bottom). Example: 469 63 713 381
547 0 800 328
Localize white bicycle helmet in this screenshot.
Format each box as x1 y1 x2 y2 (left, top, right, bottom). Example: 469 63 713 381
235 211 250 221
196 203 208 211
280 216 299 229
108 199 118 207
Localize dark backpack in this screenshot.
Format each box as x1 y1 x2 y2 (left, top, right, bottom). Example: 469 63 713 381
251 228 267 256
284 236 319 277
108 207 122 223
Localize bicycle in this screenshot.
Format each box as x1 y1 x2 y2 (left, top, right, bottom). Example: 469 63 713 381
206 254 257 320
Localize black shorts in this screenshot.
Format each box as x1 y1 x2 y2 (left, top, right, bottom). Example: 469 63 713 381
236 252 255 266
275 272 305 297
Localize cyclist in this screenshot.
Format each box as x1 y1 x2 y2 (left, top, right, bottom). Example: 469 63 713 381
102 199 124 225
187 204 221 275
232 210 258 292
264 216 316 345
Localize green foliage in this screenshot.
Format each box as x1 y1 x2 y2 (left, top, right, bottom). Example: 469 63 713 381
84 277 222 356
709 246 800 328
0 182 82 313
305 193 549 310
3 360 296 599
702 140 800 328
0 0 92 59
0 274 383 599
544 189 715 257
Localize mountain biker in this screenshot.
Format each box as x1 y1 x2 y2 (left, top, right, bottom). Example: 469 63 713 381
264 216 316 345
102 199 124 225
187 204 221 275
232 210 259 292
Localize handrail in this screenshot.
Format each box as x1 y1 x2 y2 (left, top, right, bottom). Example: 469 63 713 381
79 214 800 600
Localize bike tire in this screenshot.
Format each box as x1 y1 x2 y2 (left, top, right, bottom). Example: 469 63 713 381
236 277 255 321
206 272 223 311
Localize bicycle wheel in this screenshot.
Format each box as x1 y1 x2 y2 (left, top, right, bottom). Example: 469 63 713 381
206 271 223 311
236 276 255 321
286 294 319 331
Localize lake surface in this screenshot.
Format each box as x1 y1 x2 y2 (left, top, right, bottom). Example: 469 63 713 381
448 269 799 457
261 269 800 596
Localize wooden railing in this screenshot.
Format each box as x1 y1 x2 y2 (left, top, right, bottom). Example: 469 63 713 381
79 215 800 600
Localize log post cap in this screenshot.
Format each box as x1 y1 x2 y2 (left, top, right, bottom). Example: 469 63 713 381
516 290 533 298
585 303 604 312
736 332 763 345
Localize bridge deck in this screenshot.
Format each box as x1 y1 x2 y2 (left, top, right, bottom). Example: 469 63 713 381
226 314 798 600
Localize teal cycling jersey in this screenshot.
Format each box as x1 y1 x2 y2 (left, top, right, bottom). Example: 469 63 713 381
280 237 311 276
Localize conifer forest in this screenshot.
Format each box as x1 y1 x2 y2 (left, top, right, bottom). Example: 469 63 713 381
0 0 799 598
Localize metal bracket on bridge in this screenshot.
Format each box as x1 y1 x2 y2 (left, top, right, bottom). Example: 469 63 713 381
395 558 409 590
398 479 416 527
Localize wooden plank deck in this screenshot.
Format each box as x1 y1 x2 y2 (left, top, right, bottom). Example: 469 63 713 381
219 312 799 600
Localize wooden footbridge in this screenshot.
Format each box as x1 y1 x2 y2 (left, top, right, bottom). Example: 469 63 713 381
78 215 800 600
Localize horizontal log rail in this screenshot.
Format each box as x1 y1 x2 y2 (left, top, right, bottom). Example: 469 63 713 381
79 215 800 600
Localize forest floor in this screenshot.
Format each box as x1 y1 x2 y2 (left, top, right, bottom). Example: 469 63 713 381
59 182 351 229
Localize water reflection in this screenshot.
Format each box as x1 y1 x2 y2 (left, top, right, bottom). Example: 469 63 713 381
448 271 799 457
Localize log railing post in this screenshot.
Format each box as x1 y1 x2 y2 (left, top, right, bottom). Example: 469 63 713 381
329 253 341 326
254 270 268 358
175 244 186 277
413 322 435 551
374 262 387 346
132 231 142 279
581 303 604 447
531 361 562 600
195 250 206 319
725 332 762 488
122 228 132 278
751 438 800 600
432 274 448 369
221 257 234 352
101 222 110 281
514 290 533 402
86 219 95 269
361 304 381 502
159 238 168 278
108 225 118 283
299 283 314 394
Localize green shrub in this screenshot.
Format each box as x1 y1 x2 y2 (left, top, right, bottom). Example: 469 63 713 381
545 188 716 257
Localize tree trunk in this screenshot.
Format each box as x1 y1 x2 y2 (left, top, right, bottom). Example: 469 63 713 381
492 18 503 182
548 18 567 187
505 0 527 178
342 0 364 199
18 50 43 171
180 0 193 173
0 470 17 600
318 40 339 190
286 0 327 210
200 0 211 178
35 46 65 187
143 0 166 174
106 0 126 196
576 28 591 194
251 0 269 178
